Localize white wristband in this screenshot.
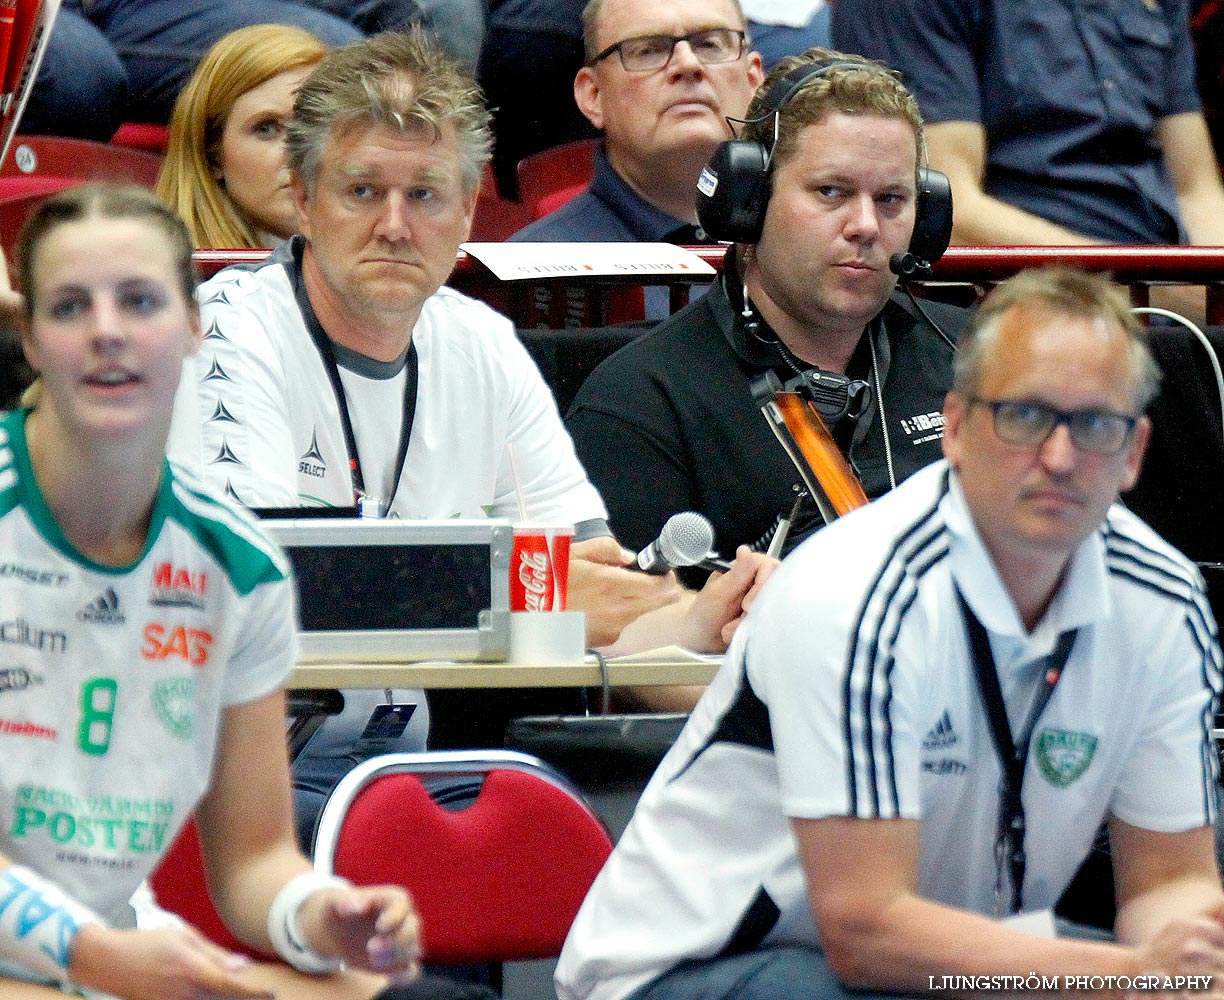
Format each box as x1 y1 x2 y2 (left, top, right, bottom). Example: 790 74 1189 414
267 871 352 974
0 865 103 982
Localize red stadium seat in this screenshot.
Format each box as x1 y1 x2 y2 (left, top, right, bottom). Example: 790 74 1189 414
515 138 597 221
1 134 163 185
0 177 77 257
110 122 171 154
0 134 165 255
535 181 588 220
0 175 73 197
313 750 613 971
469 162 531 241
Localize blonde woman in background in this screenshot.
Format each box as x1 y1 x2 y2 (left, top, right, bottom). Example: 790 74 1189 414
156 24 328 249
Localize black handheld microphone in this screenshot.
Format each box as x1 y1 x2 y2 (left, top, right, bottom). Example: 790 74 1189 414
636 511 716 574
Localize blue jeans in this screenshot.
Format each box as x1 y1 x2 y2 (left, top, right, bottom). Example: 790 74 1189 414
627 946 915 1000
22 8 128 140
291 688 430 850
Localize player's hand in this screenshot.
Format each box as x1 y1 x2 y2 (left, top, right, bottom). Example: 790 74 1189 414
301 884 422 982
569 536 681 647
678 546 778 653
70 923 274 1000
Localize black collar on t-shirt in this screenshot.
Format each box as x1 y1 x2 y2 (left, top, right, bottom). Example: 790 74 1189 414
283 236 418 509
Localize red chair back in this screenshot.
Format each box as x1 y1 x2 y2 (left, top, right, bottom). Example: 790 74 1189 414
315 751 613 965
515 139 598 221
149 817 276 962
470 162 531 241
110 122 170 153
1 134 163 185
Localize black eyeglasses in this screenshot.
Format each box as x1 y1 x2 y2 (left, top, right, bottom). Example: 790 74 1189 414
966 395 1139 455
588 28 747 72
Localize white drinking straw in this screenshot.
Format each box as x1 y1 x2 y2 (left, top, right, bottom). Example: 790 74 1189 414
506 442 529 521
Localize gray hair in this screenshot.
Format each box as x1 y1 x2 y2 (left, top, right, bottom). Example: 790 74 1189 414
285 29 492 195
581 0 748 63
954 267 1161 410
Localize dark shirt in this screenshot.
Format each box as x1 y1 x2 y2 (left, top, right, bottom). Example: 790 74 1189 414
565 273 970 575
833 0 1199 244
511 144 707 243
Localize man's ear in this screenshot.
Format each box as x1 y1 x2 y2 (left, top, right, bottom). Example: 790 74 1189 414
746 50 765 90
574 67 605 131
460 183 480 241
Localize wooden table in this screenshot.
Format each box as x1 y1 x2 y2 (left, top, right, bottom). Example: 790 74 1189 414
288 653 721 690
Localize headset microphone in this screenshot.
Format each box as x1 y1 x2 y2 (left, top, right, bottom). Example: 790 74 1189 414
890 252 931 279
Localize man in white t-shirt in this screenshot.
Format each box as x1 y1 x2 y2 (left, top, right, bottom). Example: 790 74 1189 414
555 267 1224 1000
172 31 772 836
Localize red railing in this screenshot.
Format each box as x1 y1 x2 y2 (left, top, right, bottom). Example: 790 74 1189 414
191 245 1224 327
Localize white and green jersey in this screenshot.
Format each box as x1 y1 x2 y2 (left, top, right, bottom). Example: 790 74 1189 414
0 409 297 929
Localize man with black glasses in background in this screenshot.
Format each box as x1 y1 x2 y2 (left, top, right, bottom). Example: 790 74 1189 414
511 0 763 243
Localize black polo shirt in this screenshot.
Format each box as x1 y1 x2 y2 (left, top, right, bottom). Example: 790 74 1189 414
566 274 971 572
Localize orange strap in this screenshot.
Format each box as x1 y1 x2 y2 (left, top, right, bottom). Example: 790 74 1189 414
772 392 869 519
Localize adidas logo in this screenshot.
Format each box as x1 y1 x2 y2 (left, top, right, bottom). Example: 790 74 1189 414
76 587 125 625
922 710 958 750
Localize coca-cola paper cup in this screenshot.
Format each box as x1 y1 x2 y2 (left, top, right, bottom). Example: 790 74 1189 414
509 610 586 664
509 524 573 612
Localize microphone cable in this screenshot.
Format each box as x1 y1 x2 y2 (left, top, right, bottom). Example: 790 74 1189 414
868 330 897 490
1131 306 1224 431
899 278 959 355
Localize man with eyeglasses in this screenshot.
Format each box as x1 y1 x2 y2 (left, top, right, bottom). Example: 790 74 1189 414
510 0 764 243
556 267 1224 1000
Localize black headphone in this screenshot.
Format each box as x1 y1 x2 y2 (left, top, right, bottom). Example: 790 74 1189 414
695 60 953 275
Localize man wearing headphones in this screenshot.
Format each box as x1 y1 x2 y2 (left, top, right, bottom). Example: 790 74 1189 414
566 50 970 577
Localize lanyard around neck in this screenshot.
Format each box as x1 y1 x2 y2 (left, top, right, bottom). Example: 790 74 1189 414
292 261 418 510
955 587 1078 915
